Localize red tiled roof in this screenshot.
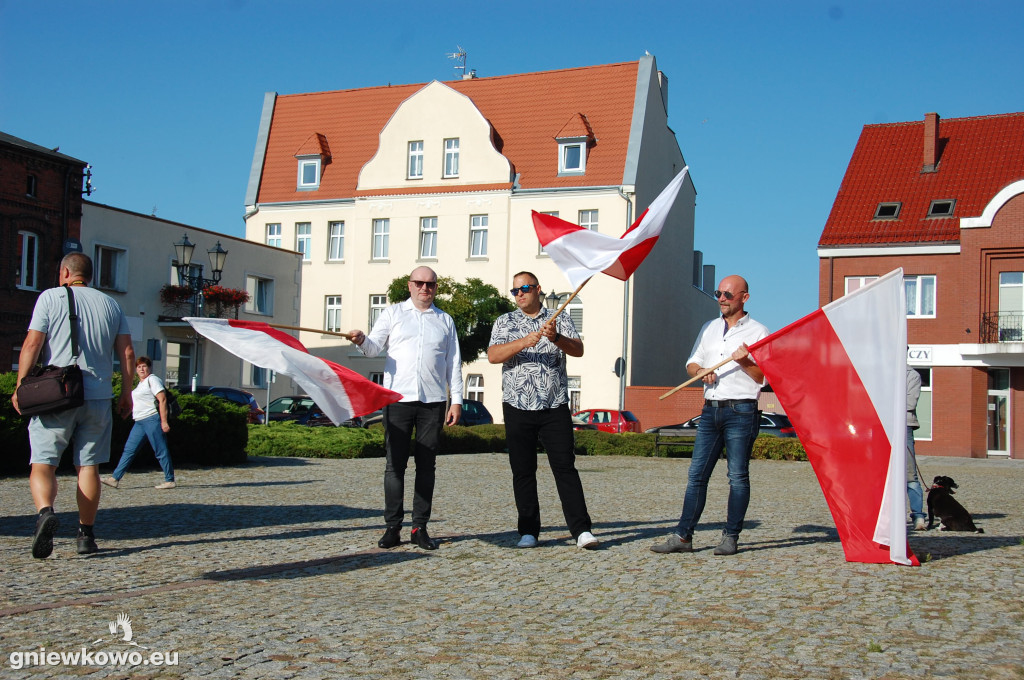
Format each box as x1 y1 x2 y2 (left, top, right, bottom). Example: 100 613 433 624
555 113 595 140
294 132 330 158
819 112 1024 246
256 61 640 204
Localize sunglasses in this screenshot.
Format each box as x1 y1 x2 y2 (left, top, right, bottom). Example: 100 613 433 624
714 290 746 300
410 280 437 289
510 284 539 296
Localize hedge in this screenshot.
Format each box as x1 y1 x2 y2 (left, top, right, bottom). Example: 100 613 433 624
0 371 248 475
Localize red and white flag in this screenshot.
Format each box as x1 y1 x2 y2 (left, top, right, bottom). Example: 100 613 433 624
185 318 401 426
748 269 917 566
532 167 689 289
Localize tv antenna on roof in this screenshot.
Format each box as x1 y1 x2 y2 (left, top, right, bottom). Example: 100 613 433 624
447 46 467 77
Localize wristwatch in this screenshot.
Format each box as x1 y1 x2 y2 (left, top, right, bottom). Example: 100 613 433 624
553 332 562 343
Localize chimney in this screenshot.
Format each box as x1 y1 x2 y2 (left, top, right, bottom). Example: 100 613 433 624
922 112 940 173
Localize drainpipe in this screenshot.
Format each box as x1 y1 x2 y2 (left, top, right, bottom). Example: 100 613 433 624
618 187 634 410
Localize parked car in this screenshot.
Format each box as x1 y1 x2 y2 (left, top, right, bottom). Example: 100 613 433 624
360 399 493 428
266 395 360 427
645 412 797 438
572 409 642 433
176 385 265 424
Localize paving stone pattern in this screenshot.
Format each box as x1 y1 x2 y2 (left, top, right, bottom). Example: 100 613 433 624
1 454 1022 679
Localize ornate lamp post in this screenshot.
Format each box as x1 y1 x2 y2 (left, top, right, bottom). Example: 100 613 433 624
544 290 563 310
172 234 228 389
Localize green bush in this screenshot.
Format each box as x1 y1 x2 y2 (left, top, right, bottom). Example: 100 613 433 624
0 371 247 475
247 422 386 459
752 436 807 461
440 424 507 454
572 430 672 457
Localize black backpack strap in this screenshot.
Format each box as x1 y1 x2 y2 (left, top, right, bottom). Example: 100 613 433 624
63 284 80 362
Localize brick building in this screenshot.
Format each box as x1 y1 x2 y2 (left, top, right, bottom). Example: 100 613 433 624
818 112 1024 458
1 131 88 372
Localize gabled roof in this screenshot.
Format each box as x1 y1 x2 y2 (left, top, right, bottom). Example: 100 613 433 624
255 61 641 203
819 112 1024 247
294 132 331 159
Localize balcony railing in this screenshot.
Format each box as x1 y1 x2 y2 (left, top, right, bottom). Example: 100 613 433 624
981 312 1024 343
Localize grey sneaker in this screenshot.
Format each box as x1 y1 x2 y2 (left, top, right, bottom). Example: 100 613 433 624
650 534 692 553
516 534 538 548
100 476 119 489
913 518 927 531
713 533 738 556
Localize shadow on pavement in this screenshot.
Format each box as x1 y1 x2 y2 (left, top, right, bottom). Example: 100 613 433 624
201 550 426 581
910 533 1023 561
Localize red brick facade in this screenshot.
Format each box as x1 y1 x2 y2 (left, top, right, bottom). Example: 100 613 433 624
1 133 87 371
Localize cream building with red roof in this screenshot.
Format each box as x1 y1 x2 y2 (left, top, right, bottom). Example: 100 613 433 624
243 56 717 422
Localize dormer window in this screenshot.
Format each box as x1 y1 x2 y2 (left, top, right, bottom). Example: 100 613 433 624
293 132 331 191
927 199 955 218
874 202 901 220
297 157 321 190
559 140 587 175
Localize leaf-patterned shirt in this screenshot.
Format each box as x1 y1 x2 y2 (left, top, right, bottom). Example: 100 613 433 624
489 307 580 411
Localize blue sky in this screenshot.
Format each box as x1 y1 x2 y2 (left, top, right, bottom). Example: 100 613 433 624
2 1 1022 332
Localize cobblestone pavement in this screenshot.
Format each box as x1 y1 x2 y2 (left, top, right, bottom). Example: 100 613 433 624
1 453 1022 679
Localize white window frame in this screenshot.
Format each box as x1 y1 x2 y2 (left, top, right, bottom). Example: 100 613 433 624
93 242 128 292
266 223 282 248
420 217 438 259
16 230 38 290
579 209 599 231
369 294 387 328
844 276 878 295
372 219 390 260
297 158 321 190
247 362 268 389
296 222 312 261
905 275 936 318
245 275 274 316
444 138 460 178
568 376 581 413
325 295 342 332
369 372 385 385
408 141 424 179
466 374 484 402
469 214 488 258
567 294 583 333
558 139 587 175
328 221 345 261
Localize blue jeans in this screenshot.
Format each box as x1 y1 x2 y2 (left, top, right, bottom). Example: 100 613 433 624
675 401 760 538
906 426 925 522
112 414 174 482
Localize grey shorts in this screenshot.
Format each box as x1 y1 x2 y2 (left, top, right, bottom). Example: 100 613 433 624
28 400 113 467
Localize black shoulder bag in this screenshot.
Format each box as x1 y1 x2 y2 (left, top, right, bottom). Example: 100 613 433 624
16 285 86 416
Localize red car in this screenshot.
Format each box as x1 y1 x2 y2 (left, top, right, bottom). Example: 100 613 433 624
572 409 642 434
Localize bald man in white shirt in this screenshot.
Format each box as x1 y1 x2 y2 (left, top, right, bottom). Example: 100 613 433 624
350 266 462 551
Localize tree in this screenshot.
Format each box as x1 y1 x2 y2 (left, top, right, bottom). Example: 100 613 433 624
386 276 514 365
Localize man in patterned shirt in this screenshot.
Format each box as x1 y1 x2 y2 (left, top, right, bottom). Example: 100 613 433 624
487 271 598 550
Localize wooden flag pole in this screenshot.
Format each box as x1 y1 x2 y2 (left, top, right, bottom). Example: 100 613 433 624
658 356 735 400
543 279 590 328
266 323 355 342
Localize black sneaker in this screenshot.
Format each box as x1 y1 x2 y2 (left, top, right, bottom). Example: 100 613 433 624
77 534 98 555
377 526 401 549
32 511 60 559
410 526 436 550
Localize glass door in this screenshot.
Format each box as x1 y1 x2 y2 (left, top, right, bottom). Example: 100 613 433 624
987 369 1010 457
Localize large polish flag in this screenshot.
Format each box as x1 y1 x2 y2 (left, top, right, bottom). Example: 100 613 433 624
185 318 402 425
748 269 918 566
532 167 689 289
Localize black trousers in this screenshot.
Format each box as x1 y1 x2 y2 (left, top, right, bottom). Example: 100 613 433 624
383 401 445 528
503 403 592 539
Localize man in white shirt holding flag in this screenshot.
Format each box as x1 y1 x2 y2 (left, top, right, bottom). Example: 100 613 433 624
350 266 463 551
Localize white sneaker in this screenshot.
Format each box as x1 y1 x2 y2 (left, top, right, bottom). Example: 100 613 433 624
516 534 538 548
154 481 176 489
576 531 599 550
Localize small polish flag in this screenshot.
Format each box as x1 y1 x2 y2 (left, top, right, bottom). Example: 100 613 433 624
185 318 401 426
748 269 918 566
532 167 689 289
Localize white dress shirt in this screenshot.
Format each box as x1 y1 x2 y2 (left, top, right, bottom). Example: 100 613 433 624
687 313 769 400
358 299 463 405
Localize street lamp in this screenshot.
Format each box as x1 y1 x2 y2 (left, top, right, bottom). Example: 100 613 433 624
172 233 228 389
544 290 563 310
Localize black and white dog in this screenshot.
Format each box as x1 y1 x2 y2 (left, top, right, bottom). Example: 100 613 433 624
927 476 984 533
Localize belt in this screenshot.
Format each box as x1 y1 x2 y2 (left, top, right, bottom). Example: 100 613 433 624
705 399 758 408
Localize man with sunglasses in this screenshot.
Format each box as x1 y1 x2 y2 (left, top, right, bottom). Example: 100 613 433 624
487 271 598 550
651 274 768 557
350 266 463 551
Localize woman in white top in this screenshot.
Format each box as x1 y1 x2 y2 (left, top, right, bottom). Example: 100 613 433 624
101 356 175 489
